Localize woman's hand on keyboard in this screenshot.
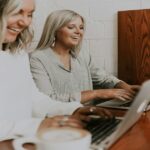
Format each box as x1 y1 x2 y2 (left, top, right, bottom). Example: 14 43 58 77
115 81 141 100
72 106 113 123
94 89 134 101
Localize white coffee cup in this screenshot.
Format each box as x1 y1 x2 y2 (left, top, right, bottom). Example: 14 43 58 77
13 127 91 150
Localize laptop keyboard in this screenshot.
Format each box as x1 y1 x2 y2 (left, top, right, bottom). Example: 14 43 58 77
86 117 121 144
96 99 133 109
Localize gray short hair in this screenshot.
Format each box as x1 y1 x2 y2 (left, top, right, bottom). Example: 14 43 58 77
36 9 85 53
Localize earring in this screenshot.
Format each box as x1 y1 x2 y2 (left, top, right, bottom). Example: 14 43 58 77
51 37 55 47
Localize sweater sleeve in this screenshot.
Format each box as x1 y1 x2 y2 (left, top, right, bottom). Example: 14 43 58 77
82 48 121 89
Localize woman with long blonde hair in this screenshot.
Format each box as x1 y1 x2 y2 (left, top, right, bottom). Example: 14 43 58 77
30 9 140 104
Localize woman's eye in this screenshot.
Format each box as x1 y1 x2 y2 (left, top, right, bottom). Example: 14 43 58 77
67 26 74 29
28 14 33 18
80 26 84 30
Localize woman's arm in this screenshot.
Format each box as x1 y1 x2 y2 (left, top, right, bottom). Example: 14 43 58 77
80 88 134 103
79 49 137 103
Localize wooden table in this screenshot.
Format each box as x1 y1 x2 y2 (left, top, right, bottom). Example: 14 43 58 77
110 110 150 150
1 110 150 150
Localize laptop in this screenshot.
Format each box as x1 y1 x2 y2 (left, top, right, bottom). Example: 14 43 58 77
96 98 133 110
95 85 143 110
87 80 150 150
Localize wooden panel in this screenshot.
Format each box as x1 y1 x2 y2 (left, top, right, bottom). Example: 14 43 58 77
118 9 150 85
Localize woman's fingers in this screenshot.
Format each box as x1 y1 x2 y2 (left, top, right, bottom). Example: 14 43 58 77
76 114 92 122
114 89 135 101
97 89 134 101
72 106 113 121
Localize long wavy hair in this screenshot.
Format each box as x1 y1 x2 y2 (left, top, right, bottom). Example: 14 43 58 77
36 9 85 54
0 0 34 52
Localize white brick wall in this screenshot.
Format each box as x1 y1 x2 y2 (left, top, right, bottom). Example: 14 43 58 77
32 0 150 76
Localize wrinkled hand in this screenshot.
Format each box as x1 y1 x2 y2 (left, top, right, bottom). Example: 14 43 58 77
72 106 113 122
38 115 84 133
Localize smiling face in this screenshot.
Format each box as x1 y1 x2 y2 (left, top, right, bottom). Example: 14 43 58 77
55 16 84 49
4 0 35 43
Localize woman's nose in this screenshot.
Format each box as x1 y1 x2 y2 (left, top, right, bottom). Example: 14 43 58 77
74 28 80 34
18 16 31 27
